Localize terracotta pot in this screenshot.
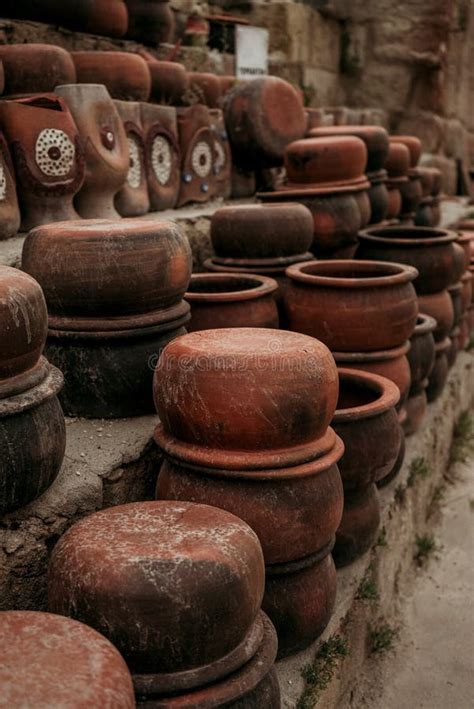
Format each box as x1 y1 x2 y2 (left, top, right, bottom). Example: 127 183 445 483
0 134 20 240
389 135 421 168
385 142 410 178
209 108 232 199
285 260 418 352
126 0 175 44
263 545 336 658
284 136 368 187
386 180 403 220
185 274 279 332
404 386 428 436
461 270 472 312
355 189 372 228
48 501 268 691
72 52 151 102
376 410 406 487
407 314 436 389
188 72 223 108
457 232 474 265
114 100 150 216
0 94 84 230
414 198 435 227
358 226 459 295
399 170 423 216
0 44 76 95
55 84 129 219
452 241 468 282
426 337 451 402
446 331 460 368
418 290 454 342
211 203 313 259
224 77 307 170
145 58 189 105
367 169 389 224
176 105 217 207
448 282 463 327
140 103 181 211
309 125 389 173
333 484 380 567
0 611 135 707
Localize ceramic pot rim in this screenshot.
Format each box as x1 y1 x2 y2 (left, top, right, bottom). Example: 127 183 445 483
360 225 458 247
457 232 474 243
286 259 418 288
0 362 63 418
204 258 301 276
265 538 335 576
333 341 410 362
448 282 463 294
211 252 314 269
413 313 437 336
258 175 370 197
0 357 49 401
333 367 400 421
185 273 278 303
435 336 451 354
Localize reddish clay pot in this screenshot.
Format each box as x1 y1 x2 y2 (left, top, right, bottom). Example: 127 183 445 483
176 105 217 207
140 103 181 211
452 241 468 282
404 386 428 436
418 290 454 342
399 170 423 217
48 501 269 694
224 77 307 170
309 125 389 173
0 94 84 230
358 226 458 295
417 167 436 198
72 52 151 102
284 136 368 188
211 203 313 259
385 141 410 178
263 545 336 658
185 274 279 332
367 169 389 224
209 108 232 199
114 100 150 217
0 611 135 708
333 484 380 567
55 84 129 219
389 135 421 168
145 58 189 105
0 134 20 240
376 409 406 487
386 180 403 220
457 232 474 265
407 314 436 389
0 44 76 95
0 1 128 37
426 337 451 402
126 0 175 44
448 282 463 327
188 72 223 108
355 189 372 228
285 260 418 352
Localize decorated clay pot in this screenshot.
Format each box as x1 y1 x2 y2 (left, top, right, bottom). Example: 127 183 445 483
333 484 380 567
209 108 232 199
284 136 368 187
418 290 454 342
285 260 418 352
139 103 180 212
188 72 223 108
0 44 76 96
144 57 189 105
72 52 151 102
176 105 217 207
358 226 459 295
185 274 279 332
0 94 84 230
426 337 451 402
309 125 389 173
55 84 129 219
114 100 150 217
126 0 175 44
224 77 307 170
0 611 135 707
0 134 20 240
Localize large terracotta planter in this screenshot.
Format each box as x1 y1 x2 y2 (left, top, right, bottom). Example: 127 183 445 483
0 44 76 95
72 52 151 101
176 105 216 207
0 611 135 708
126 0 175 44
210 108 232 199
285 260 418 352
55 84 129 219
144 57 189 105
0 134 20 240
309 125 389 173
0 94 84 230
426 337 451 402
140 103 181 211
185 273 279 331
114 100 150 216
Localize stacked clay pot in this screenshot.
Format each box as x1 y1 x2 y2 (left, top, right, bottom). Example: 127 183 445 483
188 72 223 108
415 166 442 227
260 136 371 258
72 52 151 102
0 611 135 707
22 219 192 418
141 54 189 105
309 125 390 225
332 369 401 565
0 266 65 514
48 500 281 707
384 140 410 221
0 133 21 240
404 314 436 435
388 136 423 222
153 328 344 657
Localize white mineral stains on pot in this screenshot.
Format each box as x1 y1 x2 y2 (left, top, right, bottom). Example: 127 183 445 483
35 128 76 177
151 135 172 185
126 136 142 188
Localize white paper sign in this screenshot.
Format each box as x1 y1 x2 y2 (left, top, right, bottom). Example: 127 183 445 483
236 26 269 80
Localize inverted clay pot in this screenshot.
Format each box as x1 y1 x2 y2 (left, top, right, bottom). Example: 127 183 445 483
185 273 279 331
55 84 129 219
0 611 135 708
0 94 84 230
333 484 380 567
283 136 368 188
0 134 20 240
426 337 451 402
209 108 232 199
389 135 421 167
385 141 410 179
140 102 181 211
309 125 389 173
285 260 418 352
114 100 150 216
418 290 454 342
176 104 217 207
72 52 151 102
188 72 223 108
126 0 176 45
144 57 189 105
0 44 76 96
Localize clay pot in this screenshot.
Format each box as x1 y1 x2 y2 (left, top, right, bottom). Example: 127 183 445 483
114 100 150 217
461 270 473 312
55 84 129 219
452 241 468 282
367 169 389 224
224 77 307 170
389 135 421 168
404 386 428 436
414 198 435 227
126 0 176 44
431 196 441 226
176 104 217 207
358 226 459 295
426 337 451 402
285 260 418 352
188 72 223 108
209 108 232 199
407 314 436 389
418 290 454 342
385 141 410 178
210 203 313 259
448 282 463 327
0 611 135 707
146 59 189 105
284 136 368 187
0 134 20 240
376 409 406 487
72 52 151 102
355 189 372 228
457 232 474 265
333 484 380 567
446 330 460 368
399 170 423 217
218 75 237 97
309 125 389 173
386 181 403 220
139 103 181 211
0 44 76 96
185 274 279 332
0 94 84 231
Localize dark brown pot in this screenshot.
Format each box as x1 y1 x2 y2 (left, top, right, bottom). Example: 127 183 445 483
126 0 175 44
333 484 380 567
185 274 279 332
285 260 418 352
72 52 151 102
114 100 150 217
224 77 307 170
426 337 451 402
176 105 217 207
209 108 232 199
0 94 84 231
389 135 421 167
188 72 223 108
140 103 181 211
145 58 189 105
385 142 410 178
446 331 460 368
407 314 436 389
48 501 267 690
284 136 368 187
414 199 435 227
418 290 454 342
404 386 428 436
0 44 76 95
367 170 389 224
232 165 256 198
309 125 389 173
452 242 468 282
263 545 336 658
0 134 20 240
0 611 135 707
358 226 458 295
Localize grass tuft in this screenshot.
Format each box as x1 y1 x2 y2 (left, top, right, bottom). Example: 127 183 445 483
369 623 399 653
298 635 349 708
414 534 438 565
407 457 431 486
394 484 406 504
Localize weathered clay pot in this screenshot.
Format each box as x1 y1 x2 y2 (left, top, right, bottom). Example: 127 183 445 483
126 0 175 44
185 274 279 332
358 226 458 295
0 94 84 230
418 290 454 342
224 77 307 170
426 337 451 402
0 134 20 240
407 314 436 390
0 44 76 95
263 544 336 658
145 57 189 105
176 104 216 207
333 484 380 567
114 100 150 216
55 84 129 219
72 52 151 101
284 136 368 187
389 135 421 168
210 203 313 259
139 103 180 211
309 125 389 173
385 141 410 178
285 260 418 352
367 169 389 224
188 72 223 108
0 611 135 708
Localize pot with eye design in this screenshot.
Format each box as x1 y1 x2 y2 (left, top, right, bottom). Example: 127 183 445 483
176 104 217 207
139 102 181 212
55 84 129 219
0 133 20 240
209 108 232 199
114 100 150 217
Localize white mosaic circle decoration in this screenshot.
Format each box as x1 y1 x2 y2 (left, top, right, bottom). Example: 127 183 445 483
151 136 172 186
0 165 6 201
35 129 75 177
127 136 142 189
192 141 212 178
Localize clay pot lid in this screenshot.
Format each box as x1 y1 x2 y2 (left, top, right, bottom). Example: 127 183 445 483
333 368 400 422
186 273 278 303
389 135 422 167
359 225 458 248
204 254 314 276
413 313 437 336
309 125 389 171
286 259 418 288
0 611 135 708
332 341 410 362
385 141 411 177
284 135 368 186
